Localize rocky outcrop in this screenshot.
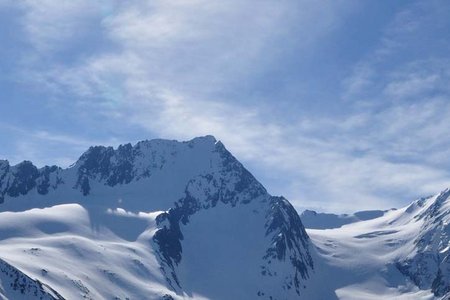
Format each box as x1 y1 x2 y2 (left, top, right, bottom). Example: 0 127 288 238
0 160 61 203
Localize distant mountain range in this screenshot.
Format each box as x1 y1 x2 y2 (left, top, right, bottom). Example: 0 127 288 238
300 209 390 229
0 136 448 299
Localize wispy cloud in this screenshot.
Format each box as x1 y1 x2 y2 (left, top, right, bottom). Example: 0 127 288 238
383 60 450 100
17 0 106 53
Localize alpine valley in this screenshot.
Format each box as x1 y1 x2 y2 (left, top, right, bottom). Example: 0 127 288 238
0 136 448 299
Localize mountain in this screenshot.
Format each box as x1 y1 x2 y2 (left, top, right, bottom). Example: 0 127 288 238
300 209 389 229
2 135 450 299
306 189 450 299
0 136 314 299
396 189 450 298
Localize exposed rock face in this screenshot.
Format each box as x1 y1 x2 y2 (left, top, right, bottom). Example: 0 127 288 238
0 160 61 203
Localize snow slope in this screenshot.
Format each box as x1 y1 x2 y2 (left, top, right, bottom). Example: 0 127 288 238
307 190 450 299
0 204 180 299
0 136 314 299
0 256 64 300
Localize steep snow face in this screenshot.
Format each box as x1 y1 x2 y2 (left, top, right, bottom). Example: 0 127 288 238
396 189 450 297
306 188 450 300
0 258 64 300
0 136 314 299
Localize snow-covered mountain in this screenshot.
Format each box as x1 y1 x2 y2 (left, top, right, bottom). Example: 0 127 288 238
0 136 314 299
396 189 450 298
2 135 450 299
307 188 450 299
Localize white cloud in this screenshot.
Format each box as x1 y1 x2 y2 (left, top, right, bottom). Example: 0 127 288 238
18 0 103 53
333 1 450 210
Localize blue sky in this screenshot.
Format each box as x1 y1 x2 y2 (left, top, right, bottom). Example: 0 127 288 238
1 0 450 212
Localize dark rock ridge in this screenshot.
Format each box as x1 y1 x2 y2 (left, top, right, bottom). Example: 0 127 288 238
397 188 450 298
0 160 61 203
73 138 205 196
0 137 216 203
74 143 136 195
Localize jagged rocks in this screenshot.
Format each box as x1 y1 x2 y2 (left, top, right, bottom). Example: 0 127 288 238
0 161 61 203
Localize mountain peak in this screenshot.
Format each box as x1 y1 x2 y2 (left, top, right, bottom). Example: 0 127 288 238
187 134 217 144
0 136 314 299
0 136 262 212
